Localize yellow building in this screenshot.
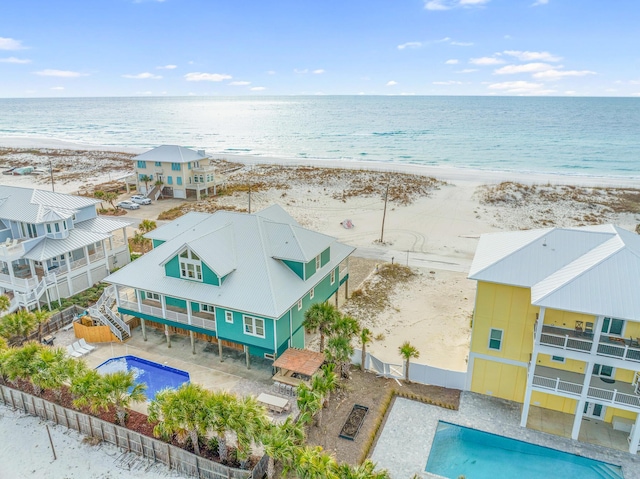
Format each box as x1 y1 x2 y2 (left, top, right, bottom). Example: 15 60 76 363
467 225 640 454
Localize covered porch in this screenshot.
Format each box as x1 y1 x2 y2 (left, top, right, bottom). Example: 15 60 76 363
272 347 325 392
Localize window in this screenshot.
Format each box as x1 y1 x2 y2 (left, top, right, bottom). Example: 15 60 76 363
315 255 321 270
488 328 503 350
551 355 565 363
331 269 335 284
297 299 302 311
46 224 51 233
155 161 162 167
194 161 200 168
179 249 203 281
593 364 614 378
167 176 173 185
310 288 314 300
137 160 147 168
177 177 182 185
199 175 204 183
194 176 199 183
54 223 60 233
171 163 181 171
188 162 192 170
244 316 265 337
201 303 215 313
188 177 192 184
264 353 275 360
225 311 234 323
601 317 624 336
146 291 160 301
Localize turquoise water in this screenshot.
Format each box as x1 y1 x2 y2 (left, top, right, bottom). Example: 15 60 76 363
1 96 639 178
95 355 189 400
426 421 624 479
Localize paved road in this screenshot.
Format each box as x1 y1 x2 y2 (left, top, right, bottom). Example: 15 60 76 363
353 246 471 273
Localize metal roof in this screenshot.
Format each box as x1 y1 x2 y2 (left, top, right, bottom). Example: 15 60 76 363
470 225 640 322
133 145 209 164
74 216 132 234
0 185 98 224
106 204 355 318
23 229 110 261
265 221 335 263
145 212 210 241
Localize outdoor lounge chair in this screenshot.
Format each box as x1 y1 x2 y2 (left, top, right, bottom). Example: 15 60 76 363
78 338 96 351
71 341 91 355
66 345 82 358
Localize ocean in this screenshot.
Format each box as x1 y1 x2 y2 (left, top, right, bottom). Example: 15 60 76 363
0 96 638 178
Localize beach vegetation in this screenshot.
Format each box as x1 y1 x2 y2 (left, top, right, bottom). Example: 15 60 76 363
359 327 373 372
139 174 152 193
0 294 10 314
399 341 420 383
0 309 39 346
303 302 341 353
262 416 305 479
94 190 118 210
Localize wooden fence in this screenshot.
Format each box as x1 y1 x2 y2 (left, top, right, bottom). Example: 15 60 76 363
0 385 268 479
24 304 84 342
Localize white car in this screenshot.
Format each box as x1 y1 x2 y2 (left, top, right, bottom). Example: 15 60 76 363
130 195 151 205
117 200 140 210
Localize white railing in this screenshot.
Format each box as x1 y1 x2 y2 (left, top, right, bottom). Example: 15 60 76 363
119 299 215 331
532 375 582 396
14 278 47 307
539 331 592 352
0 273 38 292
588 386 640 408
88 285 130 341
88 306 124 342
88 251 105 263
104 306 131 337
597 342 640 363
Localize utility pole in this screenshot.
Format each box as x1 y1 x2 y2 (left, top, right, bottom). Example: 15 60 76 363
380 182 389 243
49 159 55 192
248 182 251 214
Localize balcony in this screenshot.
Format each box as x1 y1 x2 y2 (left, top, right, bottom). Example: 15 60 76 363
119 298 216 332
532 365 640 411
538 324 640 364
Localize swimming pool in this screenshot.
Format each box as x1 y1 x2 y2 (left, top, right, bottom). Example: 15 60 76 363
95 355 190 400
426 421 624 479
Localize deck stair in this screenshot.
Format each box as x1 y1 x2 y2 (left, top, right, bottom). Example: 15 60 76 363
592 463 624 479
88 285 130 342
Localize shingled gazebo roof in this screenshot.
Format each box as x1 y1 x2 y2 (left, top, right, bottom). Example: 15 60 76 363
272 348 325 377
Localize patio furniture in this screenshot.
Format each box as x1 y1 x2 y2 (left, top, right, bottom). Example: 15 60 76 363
257 393 290 413
66 345 82 358
630 337 640 348
71 341 91 355
78 338 96 351
584 322 594 336
41 334 55 346
574 321 584 335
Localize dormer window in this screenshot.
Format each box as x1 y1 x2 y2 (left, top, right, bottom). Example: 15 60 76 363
179 249 202 281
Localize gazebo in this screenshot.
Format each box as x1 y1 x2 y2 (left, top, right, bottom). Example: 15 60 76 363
272 348 325 388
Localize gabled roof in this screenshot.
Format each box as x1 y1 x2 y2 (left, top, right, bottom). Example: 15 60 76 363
106 204 355 318
265 221 335 263
0 185 98 224
469 224 640 322
23 229 110 261
133 145 209 164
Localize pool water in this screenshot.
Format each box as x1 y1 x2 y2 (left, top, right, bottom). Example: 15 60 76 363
95 355 190 400
426 422 624 479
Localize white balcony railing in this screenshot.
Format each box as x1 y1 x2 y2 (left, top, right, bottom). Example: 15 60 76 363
119 299 215 332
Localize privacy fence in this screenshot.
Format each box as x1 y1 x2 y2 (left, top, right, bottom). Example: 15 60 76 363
352 348 467 390
0 385 267 479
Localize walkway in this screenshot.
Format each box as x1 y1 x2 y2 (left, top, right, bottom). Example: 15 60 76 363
371 392 640 479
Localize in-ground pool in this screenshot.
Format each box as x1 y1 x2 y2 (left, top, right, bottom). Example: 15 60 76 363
95 355 190 400
426 421 624 479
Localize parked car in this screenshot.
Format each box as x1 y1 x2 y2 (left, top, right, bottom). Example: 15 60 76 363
130 194 151 205
117 200 140 210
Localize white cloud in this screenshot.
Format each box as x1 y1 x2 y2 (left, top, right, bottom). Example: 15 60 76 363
157 64 177 70
313 69 325 74
386 80 398 86
34 69 88 78
250 86 266 91
0 37 26 50
398 42 422 50
50 86 64 91
532 0 548 5
229 81 251 86
433 80 463 85
437 37 451 43
451 41 474 46
564 90 577 95
503 50 562 62
456 68 478 73
425 0 489 10
122 72 162 79
294 68 308 74
445 59 459 65
494 62 555 74
533 69 596 80
470 57 505 65
184 72 232 82
488 80 556 95
266 70 276 75
0 57 30 64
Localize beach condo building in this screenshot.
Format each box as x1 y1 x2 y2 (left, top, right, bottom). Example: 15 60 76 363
104 204 354 362
132 145 225 200
0 185 130 314
467 225 640 454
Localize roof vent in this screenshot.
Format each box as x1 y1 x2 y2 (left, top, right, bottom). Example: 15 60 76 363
198 149 205 157
542 237 547 247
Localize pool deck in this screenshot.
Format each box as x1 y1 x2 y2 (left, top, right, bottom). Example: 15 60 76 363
371 393 640 479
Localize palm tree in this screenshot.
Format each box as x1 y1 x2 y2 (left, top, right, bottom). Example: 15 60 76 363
335 460 390 478
154 179 164 199
262 417 305 479
0 294 10 314
0 344 15 384
303 302 340 352
30 346 74 399
4 341 42 389
0 309 37 346
138 219 157 234
399 341 420 383
206 390 237 462
326 335 354 379
230 395 269 469
74 370 146 426
33 309 50 344
294 446 338 479
140 175 152 194
148 383 209 456
70 368 101 404
296 382 321 426
359 328 373 372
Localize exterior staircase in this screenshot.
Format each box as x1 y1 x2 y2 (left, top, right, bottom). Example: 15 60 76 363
88 285 131 342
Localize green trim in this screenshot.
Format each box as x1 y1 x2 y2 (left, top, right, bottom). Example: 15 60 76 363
119 308 217 336
282 259 304 279
339 273 349 286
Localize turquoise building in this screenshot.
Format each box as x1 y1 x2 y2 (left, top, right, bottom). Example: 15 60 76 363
104 205 354 361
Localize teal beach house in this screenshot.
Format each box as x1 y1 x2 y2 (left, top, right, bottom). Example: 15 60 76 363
104 205 354 362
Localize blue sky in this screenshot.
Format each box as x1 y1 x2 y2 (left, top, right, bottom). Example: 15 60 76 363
1 0 639 97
